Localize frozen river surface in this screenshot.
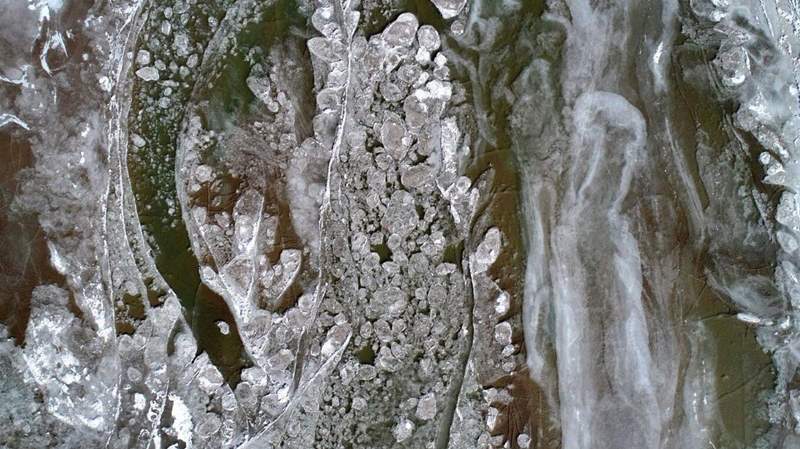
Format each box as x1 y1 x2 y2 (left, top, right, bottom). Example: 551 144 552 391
2 0 800 448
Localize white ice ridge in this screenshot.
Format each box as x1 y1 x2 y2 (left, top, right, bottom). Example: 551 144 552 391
549 91 663 449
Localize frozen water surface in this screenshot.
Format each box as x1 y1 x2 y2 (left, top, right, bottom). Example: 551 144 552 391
2 0 800 448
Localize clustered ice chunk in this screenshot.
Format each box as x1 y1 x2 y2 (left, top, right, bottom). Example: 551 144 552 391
430 0 468 20
280 7 479 448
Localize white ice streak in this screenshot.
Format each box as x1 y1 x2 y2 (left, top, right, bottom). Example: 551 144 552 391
551 91 660 449
650 0 679 92
554 0 634 101
0 112 31 130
